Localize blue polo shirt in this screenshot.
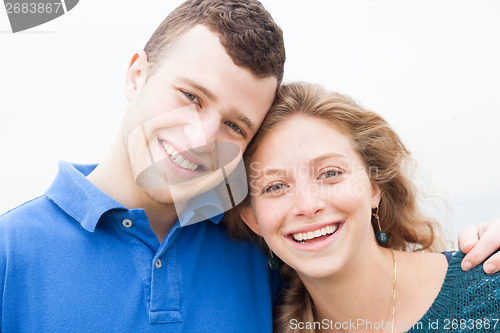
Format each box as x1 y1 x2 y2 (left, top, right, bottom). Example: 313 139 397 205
0 162 273 332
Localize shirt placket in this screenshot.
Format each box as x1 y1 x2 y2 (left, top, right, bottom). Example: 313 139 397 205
149 222 182 324
115 210 183 325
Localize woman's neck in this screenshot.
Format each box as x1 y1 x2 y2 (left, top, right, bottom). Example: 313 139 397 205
299 248 448 333
301 246 395 332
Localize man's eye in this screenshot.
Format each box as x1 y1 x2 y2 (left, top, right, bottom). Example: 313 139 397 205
225 121 246 138
318 168 343 179
183 91 200 104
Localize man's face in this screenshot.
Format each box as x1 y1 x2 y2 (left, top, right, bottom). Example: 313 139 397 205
122 25 277 206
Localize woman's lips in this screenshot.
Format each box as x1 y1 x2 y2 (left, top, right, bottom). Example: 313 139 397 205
286 222 345 251
291 223 340 243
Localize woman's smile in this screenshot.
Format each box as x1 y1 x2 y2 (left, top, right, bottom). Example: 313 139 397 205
287 221 345 252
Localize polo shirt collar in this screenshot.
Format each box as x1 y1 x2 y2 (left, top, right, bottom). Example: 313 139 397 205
45 161 224 232
178 188 224 227
45 161 126 232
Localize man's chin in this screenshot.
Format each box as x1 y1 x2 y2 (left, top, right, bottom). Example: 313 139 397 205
143 188 175 206
143 182 216 206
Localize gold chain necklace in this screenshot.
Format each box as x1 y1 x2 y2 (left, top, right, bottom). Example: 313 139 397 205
382 249 397 333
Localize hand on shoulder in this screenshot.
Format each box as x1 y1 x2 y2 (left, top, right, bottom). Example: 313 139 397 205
458 218 500 274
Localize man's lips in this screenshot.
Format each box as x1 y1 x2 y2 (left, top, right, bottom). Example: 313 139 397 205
159 139 207 172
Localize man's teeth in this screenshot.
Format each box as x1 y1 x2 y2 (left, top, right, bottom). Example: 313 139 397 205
292 224 339 242
161 141 200 171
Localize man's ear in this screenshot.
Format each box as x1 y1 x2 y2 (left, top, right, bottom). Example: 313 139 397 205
124 50 148 102
239 205 262 237
371 181 382 209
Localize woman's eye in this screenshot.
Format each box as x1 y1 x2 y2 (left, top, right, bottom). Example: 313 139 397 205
183 91 200 104
318 169 343 179
263 183 288 194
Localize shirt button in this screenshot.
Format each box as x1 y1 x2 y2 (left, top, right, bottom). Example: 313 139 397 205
122 219 133 228
155 259 162 269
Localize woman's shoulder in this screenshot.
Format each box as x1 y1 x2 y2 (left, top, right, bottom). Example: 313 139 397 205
407 251 500 332
425 251 500 318
445 250 500 285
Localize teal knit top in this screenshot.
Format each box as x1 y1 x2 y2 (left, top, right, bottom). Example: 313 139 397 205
407 251 500 332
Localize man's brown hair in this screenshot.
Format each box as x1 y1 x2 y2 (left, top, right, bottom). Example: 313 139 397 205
144 0 286 83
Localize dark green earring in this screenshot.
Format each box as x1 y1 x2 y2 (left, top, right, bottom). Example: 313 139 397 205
373 206 388 245
268 250 279 270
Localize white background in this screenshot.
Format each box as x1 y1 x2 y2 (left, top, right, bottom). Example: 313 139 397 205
1 0 499 246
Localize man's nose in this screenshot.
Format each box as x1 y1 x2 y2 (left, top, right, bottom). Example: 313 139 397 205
187 112 220 153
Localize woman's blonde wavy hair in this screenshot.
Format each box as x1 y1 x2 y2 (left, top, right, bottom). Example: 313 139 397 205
224 82 446 333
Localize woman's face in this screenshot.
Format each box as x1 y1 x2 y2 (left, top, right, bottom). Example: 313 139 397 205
241 115 381 280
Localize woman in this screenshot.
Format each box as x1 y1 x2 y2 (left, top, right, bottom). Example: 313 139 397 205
226 83 500 332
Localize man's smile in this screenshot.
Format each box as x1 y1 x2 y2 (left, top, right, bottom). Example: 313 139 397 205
159 139 206 172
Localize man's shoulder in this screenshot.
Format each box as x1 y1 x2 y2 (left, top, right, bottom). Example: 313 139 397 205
183 220 264 262
1 195 49 220
0 195 64 233
204 219 260 246
0 196 63 265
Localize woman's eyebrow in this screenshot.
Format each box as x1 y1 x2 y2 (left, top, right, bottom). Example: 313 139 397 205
253 167 286 180
310 153 346 166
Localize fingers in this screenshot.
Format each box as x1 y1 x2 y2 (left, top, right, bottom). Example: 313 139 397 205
457 225 480 254
483 252 500 274
461 220 500 273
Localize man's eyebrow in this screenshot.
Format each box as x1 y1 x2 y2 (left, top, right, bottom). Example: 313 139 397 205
178 77 218 102
232 109 256 133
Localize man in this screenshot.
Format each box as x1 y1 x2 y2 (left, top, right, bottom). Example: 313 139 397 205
0 0 498 332
0 1 283 332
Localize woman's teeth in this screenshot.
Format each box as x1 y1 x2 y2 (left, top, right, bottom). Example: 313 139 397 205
292 224 339 242
161 141 200 171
